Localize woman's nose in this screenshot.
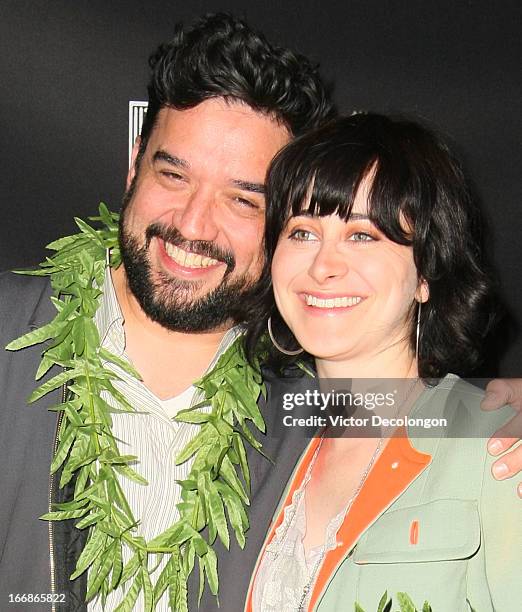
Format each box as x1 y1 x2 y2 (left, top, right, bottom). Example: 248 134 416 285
308 241 349 284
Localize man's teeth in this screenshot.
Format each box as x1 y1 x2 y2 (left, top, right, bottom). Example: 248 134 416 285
164 242 219 268
305 295 363 308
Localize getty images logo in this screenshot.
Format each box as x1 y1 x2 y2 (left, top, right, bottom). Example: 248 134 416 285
128 101 148 166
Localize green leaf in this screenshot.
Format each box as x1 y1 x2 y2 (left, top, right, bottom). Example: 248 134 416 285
232 433 250 491
182 539 196 577
377 591 390 612
114 571 142 612
50 424 77 473
35 354 56 380
29 368 77 402
215 481 247 548
46 234 82 252
197 555 206 605
70 528 108 579
119 552 141 586
75 509 106 529
355 604 366 612
177 574 189 612
175 428 215 465
168 569 179 611
422 603 433 612
40 508 89 521
51 496 89 511
397 592 417 612
75 216 104 244
86 542 116 600
208 482 230 550
72 318 86 356
6 319 69 351
237 420 263 451
148 521 193 551
141 563 154 612
153 553 178 603
203 547 219 595
74 464 92 497
174 408 211 424
113 463 148 486
62 400 85 427
218 455 249 504
110 541 123 591
99 348 142 380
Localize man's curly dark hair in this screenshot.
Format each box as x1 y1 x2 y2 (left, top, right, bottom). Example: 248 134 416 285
137 13 336 165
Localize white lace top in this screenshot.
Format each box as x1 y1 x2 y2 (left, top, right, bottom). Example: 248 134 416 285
252 445 347 612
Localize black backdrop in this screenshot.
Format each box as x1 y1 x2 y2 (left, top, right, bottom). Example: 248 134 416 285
1 0 521 375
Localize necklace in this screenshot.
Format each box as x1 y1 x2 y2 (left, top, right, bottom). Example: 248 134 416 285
294 378 420 612
296 436 384 612
6 204 267 611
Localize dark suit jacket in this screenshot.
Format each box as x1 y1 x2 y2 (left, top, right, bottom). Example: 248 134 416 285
0 272 87 611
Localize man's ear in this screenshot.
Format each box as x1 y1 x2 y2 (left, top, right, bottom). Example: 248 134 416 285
416 278 429 303
127 136 141 190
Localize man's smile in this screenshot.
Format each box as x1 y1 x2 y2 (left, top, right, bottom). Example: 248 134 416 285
163 240 221 269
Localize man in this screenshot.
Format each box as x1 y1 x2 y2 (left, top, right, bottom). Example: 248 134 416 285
0 13 520 612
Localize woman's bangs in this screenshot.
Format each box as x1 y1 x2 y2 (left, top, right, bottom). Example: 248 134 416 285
289 150 375 221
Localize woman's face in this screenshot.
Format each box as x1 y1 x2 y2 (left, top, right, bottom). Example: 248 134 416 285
271 178 427 364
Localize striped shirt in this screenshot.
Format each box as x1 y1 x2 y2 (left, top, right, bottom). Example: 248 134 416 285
88 266 241 611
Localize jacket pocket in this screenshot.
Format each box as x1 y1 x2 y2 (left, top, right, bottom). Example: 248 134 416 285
353 498 480 564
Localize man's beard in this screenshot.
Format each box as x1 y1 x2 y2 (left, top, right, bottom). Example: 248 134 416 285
118 216 261 333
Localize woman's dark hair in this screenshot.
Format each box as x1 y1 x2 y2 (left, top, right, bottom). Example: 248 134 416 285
245 113 497 379
137 13 336 165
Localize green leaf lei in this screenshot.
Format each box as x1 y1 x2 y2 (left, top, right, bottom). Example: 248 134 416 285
355 591 433 612
6 203 266 611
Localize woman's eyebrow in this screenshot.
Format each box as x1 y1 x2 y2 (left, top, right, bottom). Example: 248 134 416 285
292 211 371 220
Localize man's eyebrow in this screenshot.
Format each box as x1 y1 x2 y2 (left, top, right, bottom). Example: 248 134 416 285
152 150 189 168
231 179 265 194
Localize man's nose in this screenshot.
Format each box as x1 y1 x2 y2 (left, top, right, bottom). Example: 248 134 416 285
308 241 349 284
174 188 219 241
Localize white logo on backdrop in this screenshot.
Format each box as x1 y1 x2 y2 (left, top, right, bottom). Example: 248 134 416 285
128 101 148 166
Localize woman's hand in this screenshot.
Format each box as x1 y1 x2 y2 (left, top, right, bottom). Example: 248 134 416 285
482 378 522 498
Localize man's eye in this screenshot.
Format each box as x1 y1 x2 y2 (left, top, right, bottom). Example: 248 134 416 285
234 196 258 209
349 232 374 242
161 171 185 181
288 229 316 241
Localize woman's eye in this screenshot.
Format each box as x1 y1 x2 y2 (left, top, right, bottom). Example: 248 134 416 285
288 229 316 241
349 232 374 242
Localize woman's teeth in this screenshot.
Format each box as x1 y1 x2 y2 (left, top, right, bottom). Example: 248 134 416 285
164 242 219 268
305 295 363 308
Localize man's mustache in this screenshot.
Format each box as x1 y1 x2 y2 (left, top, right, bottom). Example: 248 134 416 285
145 223 235 274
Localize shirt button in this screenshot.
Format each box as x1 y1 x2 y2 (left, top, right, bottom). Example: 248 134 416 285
391 461 400 469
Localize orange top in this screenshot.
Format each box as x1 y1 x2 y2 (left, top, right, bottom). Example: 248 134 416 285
244 430 431 611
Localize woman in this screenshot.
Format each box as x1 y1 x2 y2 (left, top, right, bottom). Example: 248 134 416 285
243 114 521 611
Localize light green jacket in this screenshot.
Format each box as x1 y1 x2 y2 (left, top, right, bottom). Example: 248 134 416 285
313 376 521 612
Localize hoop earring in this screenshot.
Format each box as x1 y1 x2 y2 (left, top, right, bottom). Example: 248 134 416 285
267 317 303 356
416 301 422 358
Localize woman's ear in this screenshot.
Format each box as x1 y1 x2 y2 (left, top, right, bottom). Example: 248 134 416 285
416 278 429 303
